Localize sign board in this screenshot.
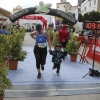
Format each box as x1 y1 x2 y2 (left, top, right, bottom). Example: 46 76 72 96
83 22 100 30
86 38 100 64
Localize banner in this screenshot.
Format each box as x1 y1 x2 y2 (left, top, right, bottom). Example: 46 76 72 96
75 9 78 21
86 38 100 63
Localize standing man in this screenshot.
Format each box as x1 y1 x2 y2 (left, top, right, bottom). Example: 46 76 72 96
58 24 69 59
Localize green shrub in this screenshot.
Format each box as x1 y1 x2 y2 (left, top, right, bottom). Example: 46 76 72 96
0 35 12 96
65 33 80 54
52 31 59 47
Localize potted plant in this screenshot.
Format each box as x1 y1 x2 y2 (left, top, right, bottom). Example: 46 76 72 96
52 30 59 47
0 63 12 100
7 33 27 70
65 33 80 62
19 27 26 41
12 26 26 40
46 26 54 44
0 35 12 100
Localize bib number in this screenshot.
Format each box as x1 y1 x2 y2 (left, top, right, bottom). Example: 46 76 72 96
38 43 46 48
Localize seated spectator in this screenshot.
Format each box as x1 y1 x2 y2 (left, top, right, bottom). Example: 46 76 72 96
97 30 100 38
79 29 85 36
86 29 91 35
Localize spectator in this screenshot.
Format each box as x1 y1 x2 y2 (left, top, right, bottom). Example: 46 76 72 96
1 26 7 35
58 24 69 59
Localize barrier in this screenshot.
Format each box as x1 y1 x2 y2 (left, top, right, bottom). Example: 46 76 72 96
77 36 88 64
77 36 84 44
86 38 100 64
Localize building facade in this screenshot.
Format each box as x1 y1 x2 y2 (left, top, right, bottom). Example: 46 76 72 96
56 0 77 13
81 0 99 15
78 0 83 6
12 5 22 14
56 0 77 26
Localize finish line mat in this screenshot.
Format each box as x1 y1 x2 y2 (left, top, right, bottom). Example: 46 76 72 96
7 46 100 85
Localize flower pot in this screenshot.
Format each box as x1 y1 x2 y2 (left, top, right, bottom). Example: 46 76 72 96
70 54 77 62
9 60 18 70
0 95 4 100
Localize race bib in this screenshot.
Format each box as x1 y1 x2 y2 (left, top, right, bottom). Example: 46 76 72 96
38 43 46 48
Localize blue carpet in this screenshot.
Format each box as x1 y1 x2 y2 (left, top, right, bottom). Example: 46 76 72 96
7 46 100 85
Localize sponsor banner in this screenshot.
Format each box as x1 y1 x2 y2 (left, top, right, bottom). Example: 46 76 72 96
86 38 100 63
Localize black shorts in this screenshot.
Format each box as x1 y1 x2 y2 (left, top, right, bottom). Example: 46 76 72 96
60 42 68 48
34 45 47 68
54 63 60 69
34 45 47 56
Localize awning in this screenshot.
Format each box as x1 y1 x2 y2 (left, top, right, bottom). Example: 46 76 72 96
0 15 7 19
0 7 12 18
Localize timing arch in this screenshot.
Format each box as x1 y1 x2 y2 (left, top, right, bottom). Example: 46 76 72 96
9 1 77 25
20 15 47 30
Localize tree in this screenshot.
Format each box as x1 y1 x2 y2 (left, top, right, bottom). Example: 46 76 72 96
88 11 100 21
82 11 100 21
78 13 83 22
82 12 89 21
72 13 83 22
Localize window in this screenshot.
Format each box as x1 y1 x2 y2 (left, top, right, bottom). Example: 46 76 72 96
81 10 83 13
89 1 91 7
84 7 87 12
94 0 96 5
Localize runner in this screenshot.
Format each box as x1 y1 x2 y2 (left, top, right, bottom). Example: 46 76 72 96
30 24 51 79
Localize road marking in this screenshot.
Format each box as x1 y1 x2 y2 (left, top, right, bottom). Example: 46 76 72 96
58 87 100 90
5 89 56 92
5 87 100 92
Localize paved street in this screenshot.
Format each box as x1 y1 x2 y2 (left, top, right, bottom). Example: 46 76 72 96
4 94 100 100
5 32 100 100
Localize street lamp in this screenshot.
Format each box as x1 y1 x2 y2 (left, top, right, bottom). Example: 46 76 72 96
77 5 81 21
78 5 81 13
50 16 51 24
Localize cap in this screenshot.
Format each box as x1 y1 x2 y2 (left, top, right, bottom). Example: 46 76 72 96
36 24 42 31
